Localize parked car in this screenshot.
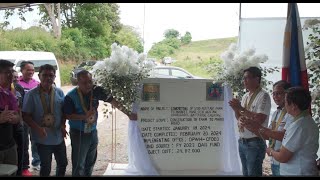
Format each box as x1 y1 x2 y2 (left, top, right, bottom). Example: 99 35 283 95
70 60 98 85
146 58 157 65
162 57 175 65
70 61 202 85
149 65 203 79
0 51 62 87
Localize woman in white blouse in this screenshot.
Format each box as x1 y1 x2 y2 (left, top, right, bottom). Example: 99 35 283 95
266 87 319 176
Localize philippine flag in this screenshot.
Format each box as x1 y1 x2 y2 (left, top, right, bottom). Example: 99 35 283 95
281 3 309 90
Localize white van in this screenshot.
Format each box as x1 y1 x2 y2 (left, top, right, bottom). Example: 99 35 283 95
0 51 61 87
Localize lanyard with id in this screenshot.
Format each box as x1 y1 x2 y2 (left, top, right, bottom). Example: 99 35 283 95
77 87 95 133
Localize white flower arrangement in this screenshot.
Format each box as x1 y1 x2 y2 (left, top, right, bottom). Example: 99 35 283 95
215 43 276 97
303 19 320 29
92 43 154 114
303 18 320 124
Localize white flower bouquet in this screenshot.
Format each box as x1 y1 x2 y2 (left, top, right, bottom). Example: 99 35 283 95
92 43 154 114
215 43 277 97
304 18 320 124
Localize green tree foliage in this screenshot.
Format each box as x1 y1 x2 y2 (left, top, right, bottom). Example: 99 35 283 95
148 42 175 59
73 3 121 58
164 29 180 39
3 6 35 28
39 3 76 28
115 25 143 53
180 31 192 45
85 37 111 60
149 29 182 58
3 4 62 38
149 29 192 58
39 3 121 58
0 26 57 52
162 38 181 49
304 20 320 124
0 3 147 62
61 28 85 47
57 38 76 60
39 3 121 33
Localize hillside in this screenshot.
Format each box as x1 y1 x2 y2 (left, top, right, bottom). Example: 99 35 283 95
170 36 237 78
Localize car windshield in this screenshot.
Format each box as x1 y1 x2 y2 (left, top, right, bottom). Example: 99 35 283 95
152 66 195 79
171 69 191 78
16 60 58 71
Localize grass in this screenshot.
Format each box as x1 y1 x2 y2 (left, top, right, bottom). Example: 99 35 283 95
171 36 237 78
59 61 75 86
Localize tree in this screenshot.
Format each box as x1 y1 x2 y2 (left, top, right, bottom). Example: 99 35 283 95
164 29 180 39
304 19 320 124
162 38 181 49
40 3 122 58
115 25 143 53
3 3 62 39
181 31 192 45
3 6 35 28
39 3 76 29
43 3 61 39
148 42 175 59
148 29 183 58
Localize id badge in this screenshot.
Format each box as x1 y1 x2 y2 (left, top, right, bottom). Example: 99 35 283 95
84 123 92 133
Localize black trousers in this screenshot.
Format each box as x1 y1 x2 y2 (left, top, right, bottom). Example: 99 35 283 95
13 122 24 176
22 122 30 170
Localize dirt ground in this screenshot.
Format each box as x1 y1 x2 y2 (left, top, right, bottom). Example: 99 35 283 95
28 86 272 176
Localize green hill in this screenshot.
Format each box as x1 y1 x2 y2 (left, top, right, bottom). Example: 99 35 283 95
170 36 238 78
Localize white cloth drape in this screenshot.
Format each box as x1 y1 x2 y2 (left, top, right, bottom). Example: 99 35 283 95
124 85 242 175
124 120 159 175
218 84 242 175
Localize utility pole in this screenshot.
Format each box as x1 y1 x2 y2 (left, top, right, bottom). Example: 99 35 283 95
143 3 146 53
238 3 242 50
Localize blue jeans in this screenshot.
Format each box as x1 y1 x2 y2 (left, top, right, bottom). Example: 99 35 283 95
271 163 280 176
23 122 40 168
70 128 98 176
238 137 266 176
31 140 41 166
36 141 68 176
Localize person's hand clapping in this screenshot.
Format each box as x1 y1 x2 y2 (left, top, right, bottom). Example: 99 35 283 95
0 105 15 124
228 98 242 112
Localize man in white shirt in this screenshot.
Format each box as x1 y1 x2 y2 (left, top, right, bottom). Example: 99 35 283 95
229 66 271 176
267 87 319 175
242 80 293 176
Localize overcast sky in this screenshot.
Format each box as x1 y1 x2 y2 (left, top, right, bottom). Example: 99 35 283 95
119 3 320 52
1 3 320 53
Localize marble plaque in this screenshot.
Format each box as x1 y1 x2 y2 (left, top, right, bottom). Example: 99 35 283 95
138 78 224 174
